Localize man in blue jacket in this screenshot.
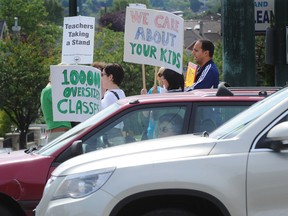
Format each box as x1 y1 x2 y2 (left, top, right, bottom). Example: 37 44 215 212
185 39 219 91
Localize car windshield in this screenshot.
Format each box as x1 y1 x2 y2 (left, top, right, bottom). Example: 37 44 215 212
210 87 287 139
35 103 121 156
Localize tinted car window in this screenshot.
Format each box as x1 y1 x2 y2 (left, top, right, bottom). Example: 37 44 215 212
211 87 288 140
192 103 252 133
82 106 188 153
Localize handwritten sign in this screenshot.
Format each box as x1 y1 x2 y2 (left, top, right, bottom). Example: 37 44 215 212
62 16 95 64
124 7 184 74
51 65 101 122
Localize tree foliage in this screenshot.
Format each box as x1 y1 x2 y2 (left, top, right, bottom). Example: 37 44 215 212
213 42 223 80
99 11 126 32
190 0 203 13
255 35 274 86
205 0 221 14
0 0 48 34
0 111 11 137
44 0 64 25
0 0 62 148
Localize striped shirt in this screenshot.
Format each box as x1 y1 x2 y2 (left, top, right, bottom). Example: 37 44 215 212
185 59 219 91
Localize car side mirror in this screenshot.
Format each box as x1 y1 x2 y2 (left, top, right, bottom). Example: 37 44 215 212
266 122 288 152
71 140 83 156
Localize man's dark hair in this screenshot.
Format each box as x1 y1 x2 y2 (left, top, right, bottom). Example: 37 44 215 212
199 39 215 57
104 63 125 86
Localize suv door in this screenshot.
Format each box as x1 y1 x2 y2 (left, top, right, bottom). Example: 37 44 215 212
247 111 288 215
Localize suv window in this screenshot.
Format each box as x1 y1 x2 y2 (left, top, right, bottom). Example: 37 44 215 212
82 106 188 153
210 88 288 140
193 105 248 133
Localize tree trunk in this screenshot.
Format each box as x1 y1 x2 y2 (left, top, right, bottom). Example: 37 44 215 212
19 130 27 149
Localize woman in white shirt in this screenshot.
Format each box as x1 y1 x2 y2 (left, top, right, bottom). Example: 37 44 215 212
101 63 126 109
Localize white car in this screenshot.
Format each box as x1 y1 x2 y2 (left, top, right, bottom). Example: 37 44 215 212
36 86 288 216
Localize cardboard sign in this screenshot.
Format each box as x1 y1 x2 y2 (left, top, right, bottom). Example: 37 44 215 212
62 16 95 64
185 62 197 87
124 7 184 74
51 65 101 122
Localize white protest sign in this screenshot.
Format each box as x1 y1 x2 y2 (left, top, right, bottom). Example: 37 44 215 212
124 8 184 74
62 16 95 64
51 65 101 122
255 0 274 33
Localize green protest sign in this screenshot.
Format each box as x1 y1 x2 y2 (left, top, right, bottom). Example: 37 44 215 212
51 65 101 122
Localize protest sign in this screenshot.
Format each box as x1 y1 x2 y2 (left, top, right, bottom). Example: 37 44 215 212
255 0 274 33
185 62 197 87
124 7 184 74
51 65 101 122
62 16 95 64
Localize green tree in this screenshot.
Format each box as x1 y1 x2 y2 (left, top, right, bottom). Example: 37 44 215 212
0 0 48 34
0 0 62 149
44 0 64 25
255 35 274 86
205 0 221 14
214 42 223 80
189 0 203 12
0 111 11 137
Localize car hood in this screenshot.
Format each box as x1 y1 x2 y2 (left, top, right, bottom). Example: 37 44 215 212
0 149 33 162
53 134 217 176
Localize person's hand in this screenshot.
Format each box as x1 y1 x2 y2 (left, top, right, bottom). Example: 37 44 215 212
151 86 158 94
140 88 147 95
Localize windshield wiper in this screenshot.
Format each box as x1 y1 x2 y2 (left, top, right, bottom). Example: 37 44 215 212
25 145 42 154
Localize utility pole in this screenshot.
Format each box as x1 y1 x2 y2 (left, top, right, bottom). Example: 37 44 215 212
69 0 77 16
222 0 256 86
274 0 288 86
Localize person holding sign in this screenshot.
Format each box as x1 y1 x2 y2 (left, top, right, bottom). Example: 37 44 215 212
101 63 126 109
140 67 165 95
160 68 184 92
41 80 72 143
185 39 219 91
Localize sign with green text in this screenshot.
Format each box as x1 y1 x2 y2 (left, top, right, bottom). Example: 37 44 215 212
51 65 101 122
124 7 184 74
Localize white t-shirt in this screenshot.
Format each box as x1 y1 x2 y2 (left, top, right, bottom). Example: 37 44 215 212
101 89 126 109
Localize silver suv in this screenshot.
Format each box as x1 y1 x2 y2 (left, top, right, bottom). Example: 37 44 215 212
36 86 288 216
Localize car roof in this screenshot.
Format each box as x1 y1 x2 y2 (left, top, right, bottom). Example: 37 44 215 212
116 84 280 106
